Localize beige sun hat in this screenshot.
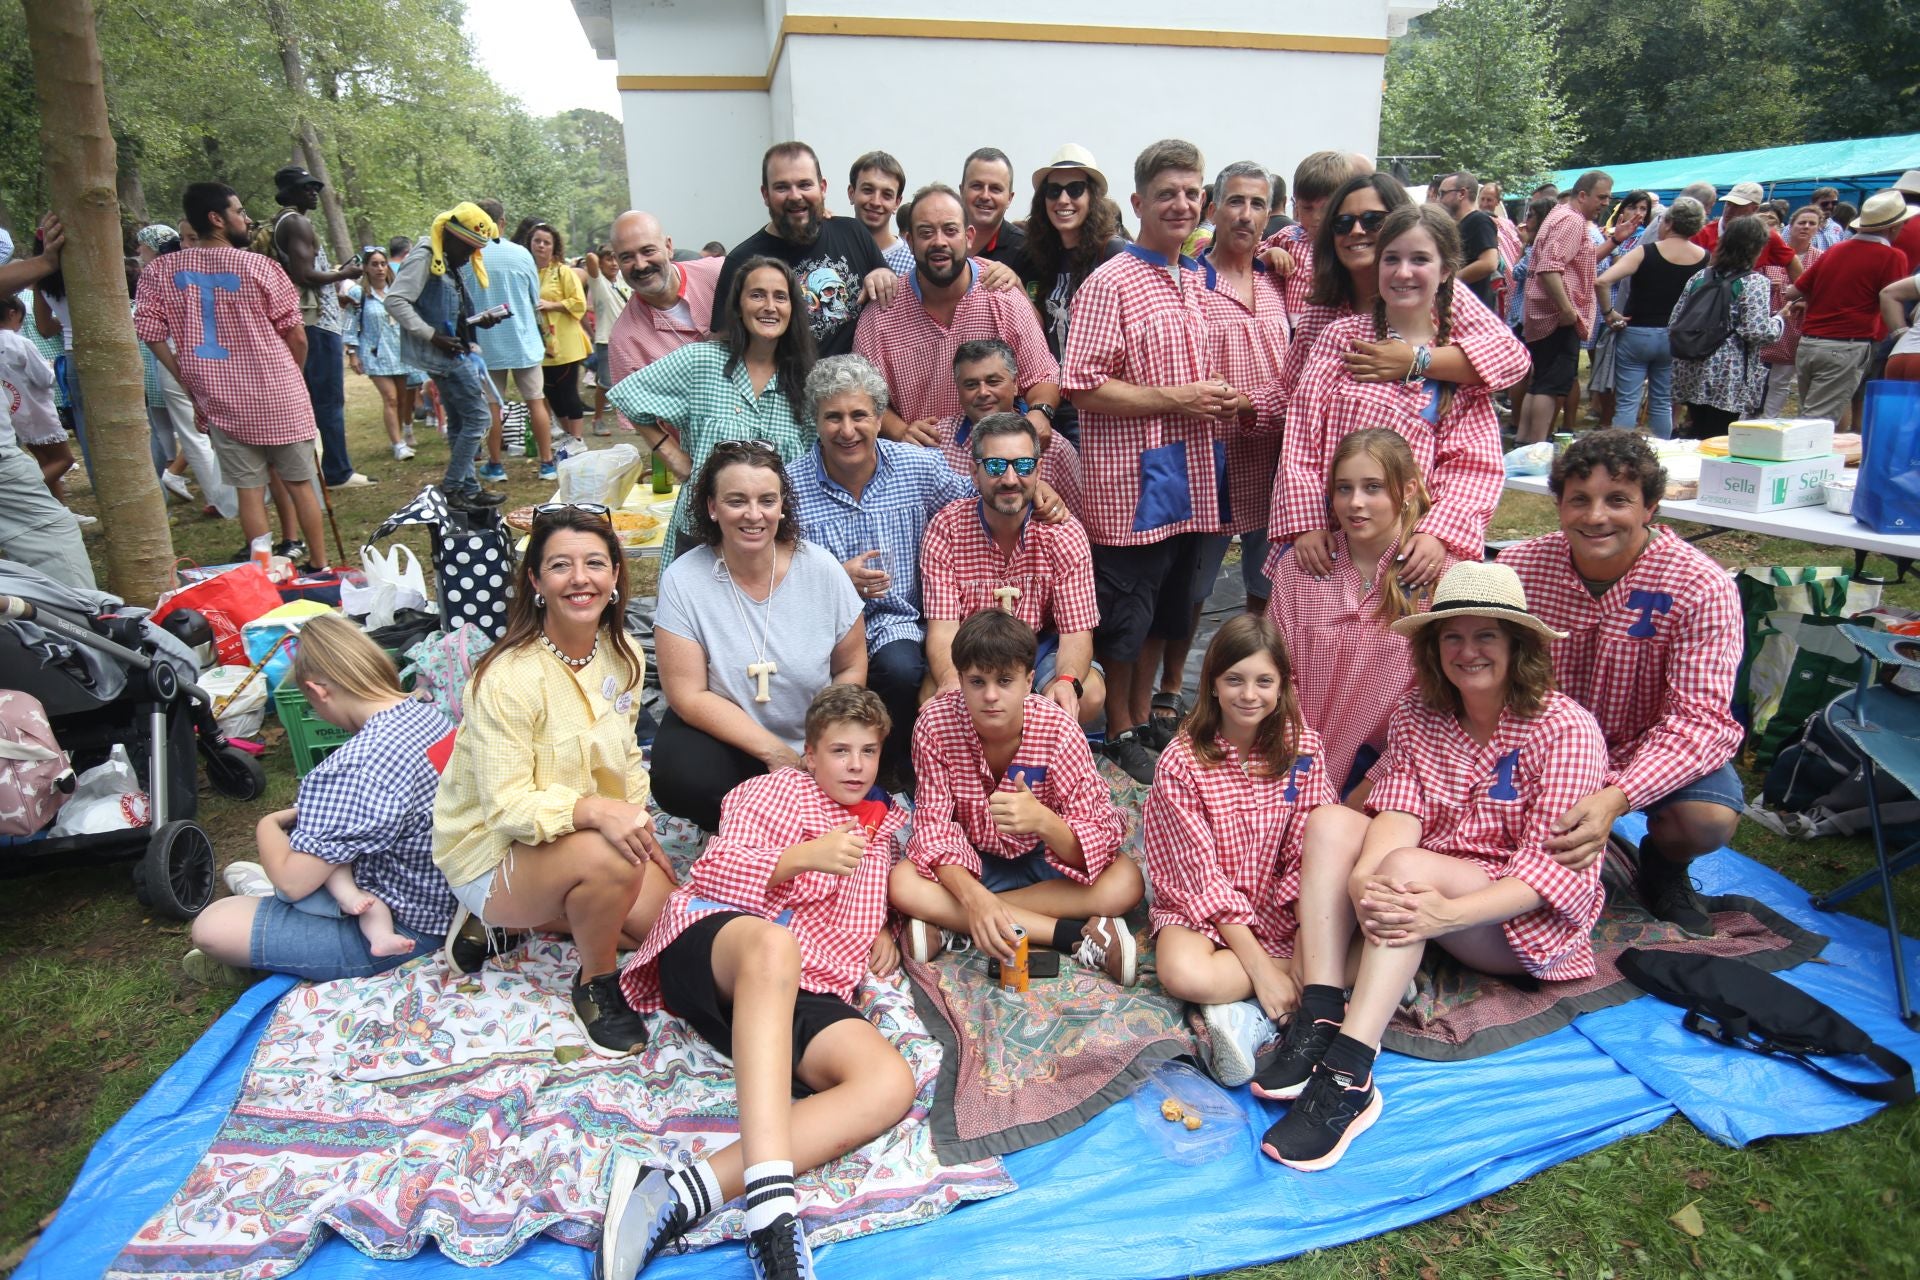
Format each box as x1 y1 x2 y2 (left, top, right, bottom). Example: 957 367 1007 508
1852 189 1915 233
1031 144 1109 198
1723 181 1765 207
1893 169 1920 197
1388 561 1567 641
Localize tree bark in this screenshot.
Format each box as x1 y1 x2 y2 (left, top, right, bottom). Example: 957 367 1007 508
21 0 175 604
264 0 352 261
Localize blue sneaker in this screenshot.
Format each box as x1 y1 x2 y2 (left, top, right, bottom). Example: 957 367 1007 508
538 461 558 481
597 1158 690 1280
478 462 508 483
746 1212 814 1280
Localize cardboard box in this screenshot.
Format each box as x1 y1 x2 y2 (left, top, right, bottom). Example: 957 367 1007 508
1696 454 1845 513
1728 417 1835 461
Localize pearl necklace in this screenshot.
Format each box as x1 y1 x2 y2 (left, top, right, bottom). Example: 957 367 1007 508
541 632 598 670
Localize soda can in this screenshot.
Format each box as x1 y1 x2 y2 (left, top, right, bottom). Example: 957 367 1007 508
998 926 1030 993
1553 431 1574 457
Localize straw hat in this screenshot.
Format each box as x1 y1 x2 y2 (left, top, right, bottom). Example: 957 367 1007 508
1388 562 1567 641
1893 170 1920 197
1031 144 1108 198
1852 189 1915 233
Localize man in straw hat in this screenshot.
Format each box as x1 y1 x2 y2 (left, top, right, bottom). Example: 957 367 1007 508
383 202 510 509
1892 169 1920 271
1255 560 1607 1173
1498 430 1744 935
1785 188 1914 429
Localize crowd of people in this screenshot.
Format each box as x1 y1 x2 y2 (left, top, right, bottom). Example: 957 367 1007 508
5 136 1920 1280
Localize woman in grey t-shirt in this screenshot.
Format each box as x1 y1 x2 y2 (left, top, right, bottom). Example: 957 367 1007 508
652 440 866 829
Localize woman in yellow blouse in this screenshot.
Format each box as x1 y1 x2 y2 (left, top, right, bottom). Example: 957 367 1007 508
432 505 676 1056
524 221 592 442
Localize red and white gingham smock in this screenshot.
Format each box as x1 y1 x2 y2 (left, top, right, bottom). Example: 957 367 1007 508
1059 245 1224 546
133 246 316 446
1498 530 1743 810
1261 223 1317 321
852 266 1059 424
1143 727 1335 956
920 498 1100 635
1269 308 1525 567
1365 691 1609 980
620 768 907 1011
931 413 1085 519
1196 250 1289 535
1267 531 1454 790
907 689 1122 884
1524 203 1598 342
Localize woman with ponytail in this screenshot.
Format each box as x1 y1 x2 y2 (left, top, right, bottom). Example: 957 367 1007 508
1272 204 1525 592
1269 429 1447 802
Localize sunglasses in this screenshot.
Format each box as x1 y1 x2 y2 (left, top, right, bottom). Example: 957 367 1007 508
1042 180 1091 202
711 438 778 456
1817 200 1837 209
533 501 611 524
1332 210 1390 236
975 456 1038 477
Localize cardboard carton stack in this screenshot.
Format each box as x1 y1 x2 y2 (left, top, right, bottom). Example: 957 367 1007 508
1696 418 1844 513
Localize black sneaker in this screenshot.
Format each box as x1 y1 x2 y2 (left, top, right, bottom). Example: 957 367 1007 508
273 538 307 562
745 1212 814 1280
1251 1010 1340 1101
571 970 649 1056
1260 1059 1383 1172
1139 715 1178 753
1101 730 1157 784
1640 857 1713 936
443 905 525 977
446 486 507 510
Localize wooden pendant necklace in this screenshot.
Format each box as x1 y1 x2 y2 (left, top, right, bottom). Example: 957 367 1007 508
724 547 780 702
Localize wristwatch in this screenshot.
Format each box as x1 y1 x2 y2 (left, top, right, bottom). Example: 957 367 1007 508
1052 674 1083 698
1033 401 1057 422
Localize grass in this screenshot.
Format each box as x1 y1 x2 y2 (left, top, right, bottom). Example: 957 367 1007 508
2 379 1918 1275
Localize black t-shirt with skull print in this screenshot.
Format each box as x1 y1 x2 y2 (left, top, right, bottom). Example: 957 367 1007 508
711 217 887 357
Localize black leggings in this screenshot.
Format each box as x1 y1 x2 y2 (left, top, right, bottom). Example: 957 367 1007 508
546 359 587 420
649 707 768 832
1682 403 1740 440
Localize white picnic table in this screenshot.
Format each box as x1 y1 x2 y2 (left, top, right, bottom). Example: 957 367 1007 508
1502 474 1919 576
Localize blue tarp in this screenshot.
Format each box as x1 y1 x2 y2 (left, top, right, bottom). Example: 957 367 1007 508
1551 131 1920 210
22 833 1920 1280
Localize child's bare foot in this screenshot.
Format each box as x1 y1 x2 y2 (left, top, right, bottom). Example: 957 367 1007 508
334 885 375 916
366 929 416 958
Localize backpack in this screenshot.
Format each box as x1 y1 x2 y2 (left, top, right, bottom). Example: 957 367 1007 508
249 208 296 268
0 690 75 837
1668 268 1741 360
1757 687 1920 842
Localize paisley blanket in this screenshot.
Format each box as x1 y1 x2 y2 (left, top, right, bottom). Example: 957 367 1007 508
107 939 1013 1280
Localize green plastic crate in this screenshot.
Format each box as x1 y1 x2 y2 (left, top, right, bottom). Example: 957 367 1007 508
273 682 353 777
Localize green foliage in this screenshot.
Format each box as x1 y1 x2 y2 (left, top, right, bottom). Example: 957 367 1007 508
1381 0 1583 192
0 0 626 255
1786 0 1920 144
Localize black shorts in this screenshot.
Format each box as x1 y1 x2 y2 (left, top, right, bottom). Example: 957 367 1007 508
1525 325 1580 397
656 910 865 1096
1091 532 1203 662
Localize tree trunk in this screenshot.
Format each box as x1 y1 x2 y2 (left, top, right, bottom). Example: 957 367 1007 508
21 0 175 604
264 0 352 260
202 133 226 184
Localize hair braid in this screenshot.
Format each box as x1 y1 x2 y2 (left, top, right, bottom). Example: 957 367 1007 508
1371 295 1389 342
1433 275 1457 419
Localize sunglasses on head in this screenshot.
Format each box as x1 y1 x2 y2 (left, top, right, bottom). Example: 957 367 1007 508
533 501 611 524
975 456 1038 477
1042 180 1091 202
1332 209 1390 236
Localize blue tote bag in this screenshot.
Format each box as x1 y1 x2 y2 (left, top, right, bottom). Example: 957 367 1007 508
1855 379 1920 534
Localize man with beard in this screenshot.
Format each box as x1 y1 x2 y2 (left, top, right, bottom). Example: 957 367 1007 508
853 184 1060 445
267 166 371 488
931 340 1083 518
712 141 895 357
606 210 724 428
136 182 332 567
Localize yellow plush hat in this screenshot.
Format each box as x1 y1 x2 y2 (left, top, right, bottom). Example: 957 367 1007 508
429 202 499 288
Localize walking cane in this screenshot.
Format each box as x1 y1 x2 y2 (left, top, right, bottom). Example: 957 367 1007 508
313 473 347 568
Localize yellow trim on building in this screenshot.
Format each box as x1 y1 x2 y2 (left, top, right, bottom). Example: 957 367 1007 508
615 16 1386 92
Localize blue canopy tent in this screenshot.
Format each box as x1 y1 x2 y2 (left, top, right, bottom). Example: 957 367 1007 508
1550 132 1920 218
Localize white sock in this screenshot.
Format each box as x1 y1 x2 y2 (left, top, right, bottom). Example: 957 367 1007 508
665 1159 722 1224
742 1159 797 1234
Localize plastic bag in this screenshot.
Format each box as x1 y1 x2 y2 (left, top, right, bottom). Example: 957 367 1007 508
344 544 431 629
1129 1060 1248 1166
152 563 286 666
1855 379 1920 534
0 690 73 836
558 443 642 507
198 664 270 739
240 599 335 693
48 745 149 836
1504 442 1554 476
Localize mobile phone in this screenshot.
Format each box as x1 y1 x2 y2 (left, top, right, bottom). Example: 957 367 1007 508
990 951 1060 981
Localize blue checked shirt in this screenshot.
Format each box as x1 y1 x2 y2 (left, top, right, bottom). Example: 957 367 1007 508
290 698 459 935
790 439 972 651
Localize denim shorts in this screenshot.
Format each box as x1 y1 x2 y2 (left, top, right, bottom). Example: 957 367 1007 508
978 844 1069 893
1643 761 1744 816
449 869 496 921
248 892 434 981
1032 633 1104 697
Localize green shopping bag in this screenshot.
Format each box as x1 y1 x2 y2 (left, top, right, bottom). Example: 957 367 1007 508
1736 566 1884 768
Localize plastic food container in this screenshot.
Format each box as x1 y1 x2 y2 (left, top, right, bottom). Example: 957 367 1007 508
1131 1060 1248 1165
1825 475 1856 515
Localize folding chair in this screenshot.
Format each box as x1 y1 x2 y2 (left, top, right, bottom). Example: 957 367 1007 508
1810 624 1920 1030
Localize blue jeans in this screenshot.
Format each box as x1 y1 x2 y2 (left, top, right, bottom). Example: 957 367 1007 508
1612 325 1674 439
248 892 433 981
303 327 354 484
434 356 490 494
868 637 926 771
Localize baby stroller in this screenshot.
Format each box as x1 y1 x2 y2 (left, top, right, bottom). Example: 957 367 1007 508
0 561 266 919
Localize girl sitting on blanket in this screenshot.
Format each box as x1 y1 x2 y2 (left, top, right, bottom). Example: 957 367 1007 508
1268 428 1449 804
183 615 457 985
599 685 915 1280
1255 562 1608 1173
1143 614 1335 1087
432 505 678 1059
